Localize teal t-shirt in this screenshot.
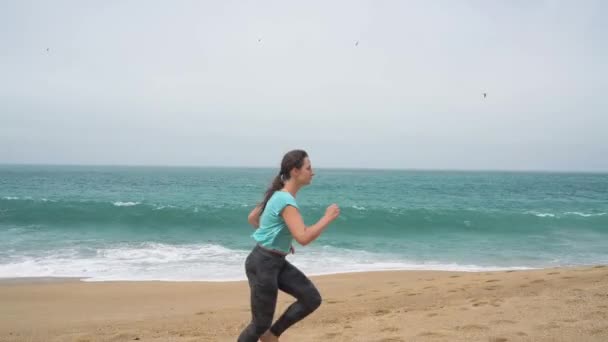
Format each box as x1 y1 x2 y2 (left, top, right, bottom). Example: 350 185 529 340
252 191 299 253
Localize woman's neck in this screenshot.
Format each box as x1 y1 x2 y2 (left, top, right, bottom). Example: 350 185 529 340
282 181 301 197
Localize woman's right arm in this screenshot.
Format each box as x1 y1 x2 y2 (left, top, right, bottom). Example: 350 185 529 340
282 204 340 246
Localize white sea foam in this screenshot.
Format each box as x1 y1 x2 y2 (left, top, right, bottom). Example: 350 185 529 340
112 201 140 207
0 243 536 282
525 211 556 218
564 212 606 217
152 204 177 210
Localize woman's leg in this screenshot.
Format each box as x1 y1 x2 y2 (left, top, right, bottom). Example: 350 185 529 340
237 250 283 342
269 261 322 337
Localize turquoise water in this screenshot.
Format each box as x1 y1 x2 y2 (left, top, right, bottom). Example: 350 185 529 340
1 165 607 281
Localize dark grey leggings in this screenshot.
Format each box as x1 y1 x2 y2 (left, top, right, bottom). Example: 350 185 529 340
237 245 322 342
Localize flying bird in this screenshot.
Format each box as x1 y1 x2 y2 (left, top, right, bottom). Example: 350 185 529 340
483 93 487 98
355 40 359 47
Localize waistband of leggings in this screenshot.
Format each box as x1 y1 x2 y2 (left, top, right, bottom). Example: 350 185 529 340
254 244 288 258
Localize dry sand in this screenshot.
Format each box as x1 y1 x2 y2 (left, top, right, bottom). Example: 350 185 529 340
1 266 607 341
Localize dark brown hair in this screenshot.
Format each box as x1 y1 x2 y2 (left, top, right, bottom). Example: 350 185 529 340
259 149 308 213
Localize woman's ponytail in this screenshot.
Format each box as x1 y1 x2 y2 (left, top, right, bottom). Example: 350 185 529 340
259 173 285 213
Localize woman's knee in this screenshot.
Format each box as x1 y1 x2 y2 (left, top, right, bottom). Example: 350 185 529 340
306 289 322 311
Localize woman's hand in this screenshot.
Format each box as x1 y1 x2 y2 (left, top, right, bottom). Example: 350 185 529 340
324 204 340 222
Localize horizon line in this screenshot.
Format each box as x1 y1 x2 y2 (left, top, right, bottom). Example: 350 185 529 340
1 162 607 174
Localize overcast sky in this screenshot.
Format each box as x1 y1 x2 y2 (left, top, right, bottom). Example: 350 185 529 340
1 1 607 171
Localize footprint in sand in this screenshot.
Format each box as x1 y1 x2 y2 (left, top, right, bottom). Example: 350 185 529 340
530 279 545 284
323 332 340 338
485 279 500 283
490 319 517 325
381 327 399 332
111 333 139 340
427 312 438 317
584 311 608 320
325 299 344 304
489 338 508 342
590 326 608 335
535 322 561 330
484 285 501 291
455 324 489 331
516 331 528 336
471 301 488 307
492 299 506 306
450 275 461 278
417 332 444 337
374 309 391 316
547 272 560 275
320 318 339 324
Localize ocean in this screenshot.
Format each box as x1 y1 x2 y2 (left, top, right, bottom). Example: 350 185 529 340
1 165 606 281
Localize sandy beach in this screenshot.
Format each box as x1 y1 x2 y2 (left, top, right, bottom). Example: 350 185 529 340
1 266 607 341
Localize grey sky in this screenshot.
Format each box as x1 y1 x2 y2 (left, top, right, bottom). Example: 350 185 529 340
1 1 607 171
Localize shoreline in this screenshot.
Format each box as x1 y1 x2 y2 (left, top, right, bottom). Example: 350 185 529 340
0 264 593 284
1 266 607 341
0 277 85 284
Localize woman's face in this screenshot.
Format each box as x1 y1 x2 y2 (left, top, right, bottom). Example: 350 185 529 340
293 157 314 185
